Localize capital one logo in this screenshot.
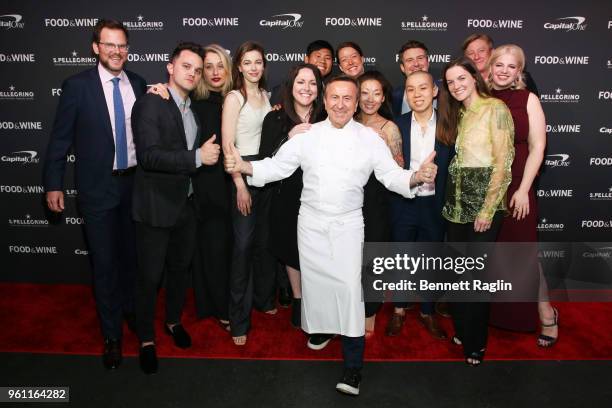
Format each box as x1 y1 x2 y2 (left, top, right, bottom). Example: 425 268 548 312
260 13 304 29
544 16 587 31
0 14 24 29
545 154 570 167
600 127 612 135
1 150 40 164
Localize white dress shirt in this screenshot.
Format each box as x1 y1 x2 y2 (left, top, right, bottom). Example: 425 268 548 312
410 111 436 196
98 64 137 169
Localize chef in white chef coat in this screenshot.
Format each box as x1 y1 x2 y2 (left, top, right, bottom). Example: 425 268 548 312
224 75 437 395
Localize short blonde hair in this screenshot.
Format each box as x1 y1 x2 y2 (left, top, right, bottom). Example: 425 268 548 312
487 44 526 90
193 44 233 100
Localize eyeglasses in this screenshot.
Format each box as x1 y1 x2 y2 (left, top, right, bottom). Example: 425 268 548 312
98 42 129 52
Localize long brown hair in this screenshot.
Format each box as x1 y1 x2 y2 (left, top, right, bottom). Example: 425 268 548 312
281 63 324 125
231 41 267 106
436 56 491 146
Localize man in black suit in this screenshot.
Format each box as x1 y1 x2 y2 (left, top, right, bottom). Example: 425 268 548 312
387 71 453 339
131 42 220 374
43 19 147 370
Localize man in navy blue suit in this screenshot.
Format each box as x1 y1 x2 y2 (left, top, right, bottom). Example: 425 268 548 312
43 19 147 370
386 71 453 339
391 40 436 117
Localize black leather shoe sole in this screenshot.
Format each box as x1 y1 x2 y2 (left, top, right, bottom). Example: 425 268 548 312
139 345 158 374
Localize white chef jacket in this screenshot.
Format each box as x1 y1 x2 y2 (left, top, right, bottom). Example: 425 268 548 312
248 118 418 336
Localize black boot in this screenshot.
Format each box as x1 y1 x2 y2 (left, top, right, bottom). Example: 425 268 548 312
291 298 301 328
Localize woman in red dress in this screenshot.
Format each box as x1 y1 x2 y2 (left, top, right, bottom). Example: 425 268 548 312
487 44 558 347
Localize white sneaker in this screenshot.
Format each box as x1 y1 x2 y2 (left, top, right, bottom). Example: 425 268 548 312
306 333 333 350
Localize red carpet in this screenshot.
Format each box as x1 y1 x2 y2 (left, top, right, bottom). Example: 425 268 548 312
1 283 611 361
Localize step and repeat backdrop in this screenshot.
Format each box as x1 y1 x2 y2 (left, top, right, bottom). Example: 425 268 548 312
1 0 611 283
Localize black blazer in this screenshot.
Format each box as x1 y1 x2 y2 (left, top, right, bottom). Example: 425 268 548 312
43 66 147 209
390 111 454 236
131 93 202 227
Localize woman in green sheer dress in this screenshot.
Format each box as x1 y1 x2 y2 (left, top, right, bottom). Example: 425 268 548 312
436 56 514 366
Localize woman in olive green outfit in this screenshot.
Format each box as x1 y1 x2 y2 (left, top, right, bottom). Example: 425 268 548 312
436 57 514 366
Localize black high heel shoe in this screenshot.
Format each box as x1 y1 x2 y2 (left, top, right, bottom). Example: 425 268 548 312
537 307 559 348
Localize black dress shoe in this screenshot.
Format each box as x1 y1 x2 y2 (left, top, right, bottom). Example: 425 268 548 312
139 344 158 374
278 286 292 308
165 324 192 349
102 338 122 370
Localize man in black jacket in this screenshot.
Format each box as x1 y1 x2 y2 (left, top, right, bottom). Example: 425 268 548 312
131 42 220 374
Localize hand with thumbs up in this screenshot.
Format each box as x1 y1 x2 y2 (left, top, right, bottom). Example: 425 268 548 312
224 143 246 174
200 134 220 165
414 150 437 185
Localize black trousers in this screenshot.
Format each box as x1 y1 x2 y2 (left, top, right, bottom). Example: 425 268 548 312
80 174 136 341
342 335 365 369
229 181 277 336
390 195 445 312
446 212 503 357
134 200 196 343
192 201 231 321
